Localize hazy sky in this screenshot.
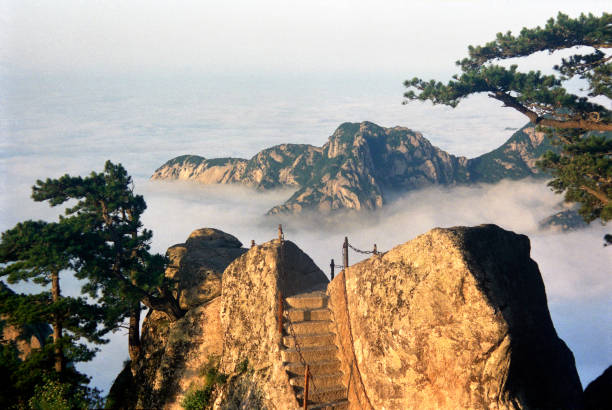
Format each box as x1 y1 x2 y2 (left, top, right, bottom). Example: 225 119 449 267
2 0 610 76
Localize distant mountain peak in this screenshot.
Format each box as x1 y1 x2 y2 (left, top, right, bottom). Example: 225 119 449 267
151 121 557 214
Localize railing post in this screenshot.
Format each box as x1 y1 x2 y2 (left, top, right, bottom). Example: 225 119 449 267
330 259 335 280
251 240 255 248
343 237 349 269
304 364 310 410
373 243 377 255
277 291 283 336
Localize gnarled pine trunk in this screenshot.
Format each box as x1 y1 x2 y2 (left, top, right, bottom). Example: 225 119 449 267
51 270 64 373
128 302 141 361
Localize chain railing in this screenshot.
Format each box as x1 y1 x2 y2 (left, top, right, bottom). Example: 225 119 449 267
283 308 319 401
274 226 383 408
332 237 383 279
276 224 318 408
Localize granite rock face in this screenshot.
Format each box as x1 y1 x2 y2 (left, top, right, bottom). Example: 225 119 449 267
107 228 246 409
328 224 583 409
152 121 558 214
539 208 589 232
218 239 329 409
108 231 330 409
166 228 246 310
109 225 586 409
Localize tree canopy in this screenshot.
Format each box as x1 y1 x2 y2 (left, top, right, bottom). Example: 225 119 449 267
0 220 108 368
0 161 182 406
31 161 184 360
404 12 611 131
404 12 611 224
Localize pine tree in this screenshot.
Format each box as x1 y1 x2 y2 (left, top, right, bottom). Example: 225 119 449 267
31 160 184 361
404 12 611 225
0 222 105 408
0 221 107 370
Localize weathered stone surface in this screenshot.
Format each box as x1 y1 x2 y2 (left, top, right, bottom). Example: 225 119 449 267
119 283 225 409
218 239 329 409
167 228 246 310
584 365 612 410
328 224 583 409
111 225 586 409
107 228 246 409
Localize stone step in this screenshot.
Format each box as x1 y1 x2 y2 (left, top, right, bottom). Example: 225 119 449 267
285 320 332 335
282 345 338 363
295 384 347 405
285 294 328 309
285 359 342 377
283 332 336 348
309 399 349 410
286 307 331 322
289 371 344 389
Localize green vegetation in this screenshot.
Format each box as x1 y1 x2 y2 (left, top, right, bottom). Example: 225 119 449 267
28 374 102 410
0 337 102 409
0 221 106 409
205 157 246 167
181 356 238 410
467 124 558 183
30 161 185 362
404 12 611 230
0 221 109 374
0 161 185 408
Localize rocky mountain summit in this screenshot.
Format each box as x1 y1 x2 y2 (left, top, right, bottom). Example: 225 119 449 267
151 121 555 214
108 225 589 409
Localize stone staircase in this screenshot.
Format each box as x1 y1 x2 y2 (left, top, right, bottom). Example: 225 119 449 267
282 288 348 409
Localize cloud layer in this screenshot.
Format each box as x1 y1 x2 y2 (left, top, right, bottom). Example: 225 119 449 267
1 72 610 393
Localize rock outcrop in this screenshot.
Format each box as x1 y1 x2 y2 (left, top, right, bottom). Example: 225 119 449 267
327 224 583 409
584 365 612 409
217 239 331 408
110 225 585 409
466 125 554 182
152 121 559 214
107 228 247 409
108 229 333 409
0 283 51 360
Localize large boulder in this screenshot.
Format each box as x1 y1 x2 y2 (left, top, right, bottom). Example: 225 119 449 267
107 228 246 409
328 224 583 409
166 228 245 310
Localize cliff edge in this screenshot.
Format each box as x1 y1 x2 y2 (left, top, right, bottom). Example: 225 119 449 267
108 225 584 409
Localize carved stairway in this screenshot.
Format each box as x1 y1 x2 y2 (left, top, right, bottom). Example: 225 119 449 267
282 288 349 409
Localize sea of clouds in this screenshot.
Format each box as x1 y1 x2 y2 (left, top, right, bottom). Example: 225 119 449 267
1 72 610 393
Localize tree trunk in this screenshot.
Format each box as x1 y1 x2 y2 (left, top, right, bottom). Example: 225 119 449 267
51 270 64 373
128 302 141 361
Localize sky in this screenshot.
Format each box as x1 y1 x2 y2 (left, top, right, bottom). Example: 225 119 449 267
1 0 610 76
1 0 611 397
